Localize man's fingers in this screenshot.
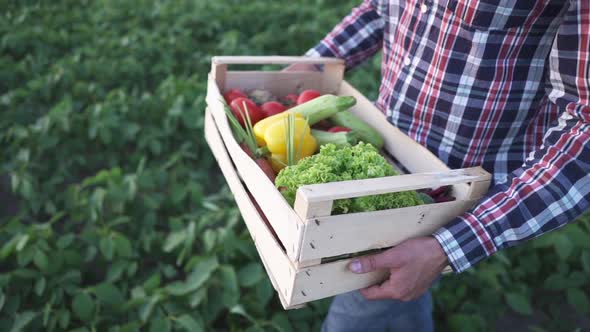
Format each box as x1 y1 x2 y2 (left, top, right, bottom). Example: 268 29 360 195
349 249 402 273
359 284 393 300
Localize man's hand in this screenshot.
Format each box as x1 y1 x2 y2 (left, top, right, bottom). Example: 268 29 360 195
349 236 448 301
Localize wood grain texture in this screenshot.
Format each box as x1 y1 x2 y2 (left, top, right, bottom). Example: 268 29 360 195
297 199 479 262
204 110 298 307
295 167 491 203
290 258 389 306
206 76 305 261
225 71 324 95
212 55 345 65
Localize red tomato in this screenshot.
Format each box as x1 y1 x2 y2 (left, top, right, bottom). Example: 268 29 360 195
297 89 321 105
261 101 287 117
230 97 264 127
223 89 247 104
327 126 351 133
282 94 299 107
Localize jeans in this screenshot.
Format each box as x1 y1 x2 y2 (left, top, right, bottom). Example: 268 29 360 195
321 289 434 332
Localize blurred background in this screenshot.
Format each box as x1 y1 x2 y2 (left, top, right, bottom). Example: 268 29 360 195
1 0 589 331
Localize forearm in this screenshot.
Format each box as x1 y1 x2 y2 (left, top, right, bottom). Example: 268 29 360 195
434 0 590 273
435 111 590 272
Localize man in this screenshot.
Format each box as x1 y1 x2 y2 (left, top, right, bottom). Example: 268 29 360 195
291 1 590 331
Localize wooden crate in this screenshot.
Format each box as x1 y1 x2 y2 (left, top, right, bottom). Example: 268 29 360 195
204 56 492 309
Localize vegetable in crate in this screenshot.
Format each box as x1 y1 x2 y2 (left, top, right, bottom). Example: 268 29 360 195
286 94 356 124
223 88 247 103
328 126 351 133
330 111 384 149
264 115 318 173
261 101 287 117
297 89 321 104
230 97 265 127
222 99 276 181
275 143 423 214
254 94 356 146
248 89 275 104
281 93 299 107
311 129 358 148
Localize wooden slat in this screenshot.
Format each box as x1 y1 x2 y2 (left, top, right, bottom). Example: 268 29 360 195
290 258 389 306
298 199 479 262
322 62 344 94
296 167 490 204
204 110 299 307
290 252 455 306
212 55 344 66
206 76 306 261
225 71 324 95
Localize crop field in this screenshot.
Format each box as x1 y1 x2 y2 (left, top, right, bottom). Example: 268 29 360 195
0 1 589 331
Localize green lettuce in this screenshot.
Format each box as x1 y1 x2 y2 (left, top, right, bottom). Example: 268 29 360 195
275 143 423 214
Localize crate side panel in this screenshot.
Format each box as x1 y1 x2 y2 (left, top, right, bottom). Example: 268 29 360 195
290 259 389 306
204 110 297 304
298 199 478 262
206 76 305 261
225 71 325 95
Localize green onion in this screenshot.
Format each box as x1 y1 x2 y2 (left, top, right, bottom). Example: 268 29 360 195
220 98 259 157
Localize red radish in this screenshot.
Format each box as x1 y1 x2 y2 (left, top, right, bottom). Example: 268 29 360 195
223 89 247 104
282 94 299 107
312 119 332 130
256 159 276 182
328 126 351 133
240 143 254 158
241 144 276 182
435 196 456 203
261 101 287 117
297 89 321 105
230 97 265 127
425 186 449 199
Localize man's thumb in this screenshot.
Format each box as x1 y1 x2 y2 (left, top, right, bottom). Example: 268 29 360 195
349 251 395 274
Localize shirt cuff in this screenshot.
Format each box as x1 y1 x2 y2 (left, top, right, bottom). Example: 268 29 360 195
433 213 498 273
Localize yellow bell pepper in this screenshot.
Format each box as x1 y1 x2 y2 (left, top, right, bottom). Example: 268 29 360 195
253 112 304 147
253 113 317 172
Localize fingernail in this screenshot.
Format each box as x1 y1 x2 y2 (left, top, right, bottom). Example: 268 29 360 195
350 260 362 273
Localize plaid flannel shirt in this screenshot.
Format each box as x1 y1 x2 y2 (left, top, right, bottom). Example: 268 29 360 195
307 0 590 272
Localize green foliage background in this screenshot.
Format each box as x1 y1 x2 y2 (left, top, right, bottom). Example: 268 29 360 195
0 1 589 331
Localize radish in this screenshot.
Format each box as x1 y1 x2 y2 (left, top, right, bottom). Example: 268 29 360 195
282 94 299 107
328 126 351 133
230 97 265 127
240 143 275 182
224 89 247 104
297 89 321 105
261 101 287 117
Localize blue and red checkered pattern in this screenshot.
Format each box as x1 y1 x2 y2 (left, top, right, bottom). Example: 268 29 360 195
307 0 590 272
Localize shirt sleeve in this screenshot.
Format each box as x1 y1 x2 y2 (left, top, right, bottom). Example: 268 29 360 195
433 1 590 273
305 0 384 70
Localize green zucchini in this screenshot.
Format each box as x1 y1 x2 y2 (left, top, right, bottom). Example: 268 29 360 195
329 111 384 149
311 129 359 148
286 94 356 125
